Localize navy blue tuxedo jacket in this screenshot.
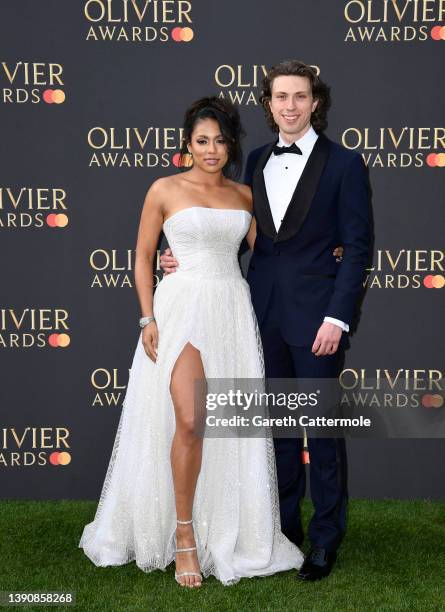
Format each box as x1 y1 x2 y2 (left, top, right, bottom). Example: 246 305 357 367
244 133 372 346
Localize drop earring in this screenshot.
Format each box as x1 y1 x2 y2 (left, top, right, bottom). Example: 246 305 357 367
184 149 194 168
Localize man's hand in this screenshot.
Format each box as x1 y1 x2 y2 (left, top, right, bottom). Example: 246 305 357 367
160 247 178 274
311 322 342 356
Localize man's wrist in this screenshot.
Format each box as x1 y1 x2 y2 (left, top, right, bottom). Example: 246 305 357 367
323 316 349 333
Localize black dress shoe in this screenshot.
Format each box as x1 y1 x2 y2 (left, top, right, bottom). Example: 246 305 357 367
297 547 337 581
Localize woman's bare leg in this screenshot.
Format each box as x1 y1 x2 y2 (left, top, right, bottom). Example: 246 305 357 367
170 342 206 588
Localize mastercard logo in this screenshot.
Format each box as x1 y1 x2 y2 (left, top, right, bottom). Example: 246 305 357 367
171 27 194 42
421 394 444 408
172 152 182 167
48 333 71 348
49 451 71 466
46 213 68 228
431 26 445 41
426 153 445 167
423 274 445 289
42 89 66 104
172 152 193 168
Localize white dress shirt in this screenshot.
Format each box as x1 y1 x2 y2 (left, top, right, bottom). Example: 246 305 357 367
263 125 348 333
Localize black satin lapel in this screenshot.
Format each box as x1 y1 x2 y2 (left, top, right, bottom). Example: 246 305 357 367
252 141 277 240
275 134 330 243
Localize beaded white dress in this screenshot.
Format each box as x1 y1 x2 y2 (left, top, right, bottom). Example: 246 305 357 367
79 206 303 585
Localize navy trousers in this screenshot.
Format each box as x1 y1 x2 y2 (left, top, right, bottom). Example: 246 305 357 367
259 284 348 553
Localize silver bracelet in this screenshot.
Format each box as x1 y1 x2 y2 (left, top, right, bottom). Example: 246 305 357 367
139 316 155 328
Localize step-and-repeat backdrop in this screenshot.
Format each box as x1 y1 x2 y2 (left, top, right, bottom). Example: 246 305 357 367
1 1 444 500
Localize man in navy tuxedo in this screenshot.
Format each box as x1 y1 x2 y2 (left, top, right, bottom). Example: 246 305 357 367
242 60 371 581
161 60 371 581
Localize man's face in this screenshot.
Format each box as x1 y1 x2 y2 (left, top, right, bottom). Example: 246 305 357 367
268 75 318 143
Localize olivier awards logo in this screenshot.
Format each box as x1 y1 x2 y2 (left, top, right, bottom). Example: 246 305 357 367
1 61 65 105
91 367 129 407
0 427 71 467
87 127 185 168
214 64 321 106
340 368 444 409
341 127 445 168
0 309 71 349
365 249 444 289
84 0 194 43
344 0 445 42
0 187 69 230
89 248 162 287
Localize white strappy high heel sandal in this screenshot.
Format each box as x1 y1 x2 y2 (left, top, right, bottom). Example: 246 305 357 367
174 519 202 587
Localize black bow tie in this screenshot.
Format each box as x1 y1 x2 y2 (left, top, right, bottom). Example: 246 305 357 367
273 143 303 156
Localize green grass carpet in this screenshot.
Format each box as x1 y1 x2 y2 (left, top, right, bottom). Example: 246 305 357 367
1 499 444 611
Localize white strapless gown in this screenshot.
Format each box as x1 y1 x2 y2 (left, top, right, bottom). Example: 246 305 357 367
79 206 303 585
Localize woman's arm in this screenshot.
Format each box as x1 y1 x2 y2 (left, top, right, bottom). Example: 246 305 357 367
246 216 257 251
134 180 164 361
236 182 256 252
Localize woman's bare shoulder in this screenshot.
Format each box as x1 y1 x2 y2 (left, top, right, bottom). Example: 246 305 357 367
228 180 252 210
147 174 182 195
143 175 184 207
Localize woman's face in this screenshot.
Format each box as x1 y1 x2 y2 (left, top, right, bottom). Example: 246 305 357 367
187 118 229 174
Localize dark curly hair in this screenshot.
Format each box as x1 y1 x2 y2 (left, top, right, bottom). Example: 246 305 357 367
180 96 245 180
259 60 331 134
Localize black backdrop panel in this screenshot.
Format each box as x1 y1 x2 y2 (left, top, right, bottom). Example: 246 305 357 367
1 1 444 500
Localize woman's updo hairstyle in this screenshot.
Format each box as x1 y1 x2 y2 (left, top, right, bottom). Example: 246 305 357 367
180 96 245 180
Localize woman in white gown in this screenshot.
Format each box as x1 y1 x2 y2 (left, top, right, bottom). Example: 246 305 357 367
79 97 304 587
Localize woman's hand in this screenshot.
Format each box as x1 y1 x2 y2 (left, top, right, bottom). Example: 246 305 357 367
142 322 159 362
333 246 344 262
